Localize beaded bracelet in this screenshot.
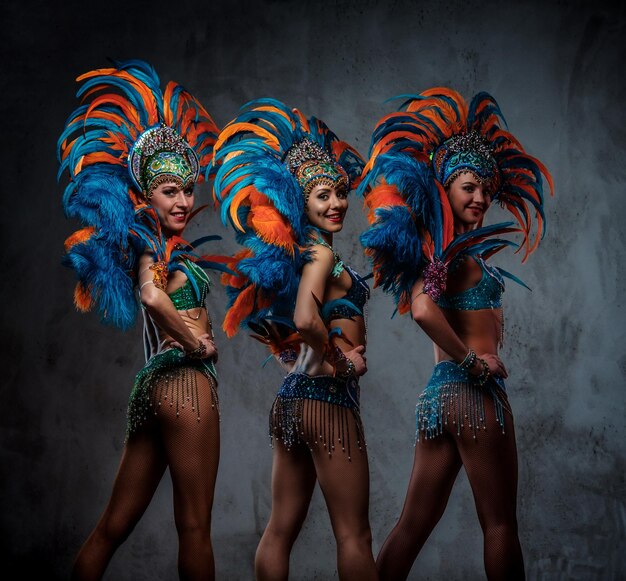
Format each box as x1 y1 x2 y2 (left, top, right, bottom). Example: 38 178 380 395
335 357 356 379
475 358 491 386
186 340 207 359
329 345 356 379
459 349 477 370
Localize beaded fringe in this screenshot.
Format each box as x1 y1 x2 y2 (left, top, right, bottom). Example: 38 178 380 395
127 355 218 438
270 396 365 460
416 381 511 441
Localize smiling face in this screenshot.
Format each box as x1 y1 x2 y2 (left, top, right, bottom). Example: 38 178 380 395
446 172 493 233
149 180 194 236
304 183 349 234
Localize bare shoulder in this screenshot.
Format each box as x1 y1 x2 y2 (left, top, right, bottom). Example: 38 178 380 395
301 244 334 280
138 251 157 270
308 243 335 265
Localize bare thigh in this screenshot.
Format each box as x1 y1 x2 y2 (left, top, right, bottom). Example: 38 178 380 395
303 401 371 539
156 371 220 527
453 393 519 528
96 423 168 538
266 440 317 537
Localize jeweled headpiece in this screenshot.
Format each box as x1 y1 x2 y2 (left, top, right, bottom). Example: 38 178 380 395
128 125 199 195
432 130 499 190
284 138 349 201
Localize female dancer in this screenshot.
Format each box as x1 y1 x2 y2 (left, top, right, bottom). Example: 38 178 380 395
59 60 225 580
213 100 377 580
359 89 553 580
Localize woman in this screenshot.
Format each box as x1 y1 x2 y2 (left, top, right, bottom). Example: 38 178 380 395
359 89 553 580
213 100 378 580
59 60 225 580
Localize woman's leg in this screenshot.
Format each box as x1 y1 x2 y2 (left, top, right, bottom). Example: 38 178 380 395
158 371 220 581
306 402 377 581
255 440 317 581
72 423 167 580
376 433 463 581
455 394 524 581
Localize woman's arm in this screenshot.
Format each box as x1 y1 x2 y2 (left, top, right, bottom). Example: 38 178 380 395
410 278 506 377
293 245 367 376
138 253 215 357
293 245 334 356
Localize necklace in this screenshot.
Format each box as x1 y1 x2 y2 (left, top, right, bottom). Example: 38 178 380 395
316 238 345 278
185 308 203 321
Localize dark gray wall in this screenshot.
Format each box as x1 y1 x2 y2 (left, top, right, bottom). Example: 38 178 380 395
2 0 624 579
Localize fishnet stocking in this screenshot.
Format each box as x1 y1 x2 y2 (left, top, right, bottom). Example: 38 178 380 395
72 370 219 581
377 390 524 581
256 400 376 581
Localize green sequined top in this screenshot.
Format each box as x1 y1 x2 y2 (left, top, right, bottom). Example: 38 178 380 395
168 260 211 310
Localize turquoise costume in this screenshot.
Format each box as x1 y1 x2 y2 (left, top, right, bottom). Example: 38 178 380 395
435 257 504 311
416 256 510 441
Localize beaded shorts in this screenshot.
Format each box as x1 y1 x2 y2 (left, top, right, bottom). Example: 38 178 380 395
127 348 218 437
270 372 365 457
415 361 511 441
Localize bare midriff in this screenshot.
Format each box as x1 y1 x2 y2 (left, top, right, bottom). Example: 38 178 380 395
157 308 213 353
435 307 501 363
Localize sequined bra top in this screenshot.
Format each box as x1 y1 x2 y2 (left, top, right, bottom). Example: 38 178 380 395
168 260 211 311
436 257 504 311
325 266 370 319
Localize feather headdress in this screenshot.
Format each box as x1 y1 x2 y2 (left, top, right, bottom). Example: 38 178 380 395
359 88 553 313
212 98 364 337
58 59 222 329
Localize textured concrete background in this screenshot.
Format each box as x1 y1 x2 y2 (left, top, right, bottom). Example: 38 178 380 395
2 0 625 579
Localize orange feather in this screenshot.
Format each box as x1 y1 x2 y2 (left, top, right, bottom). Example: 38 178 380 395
223 284 256 337
221 249 252 288
73 282 93 312
80 151 123 169
218 174 245 201
293 109 310 133
397 295 411 315
84 94 141 130
64 227 95 251
228 186 255 231
364 183 407 223
214 123 279 152
256 106 295 128
76 67 117 82
250 204 295 253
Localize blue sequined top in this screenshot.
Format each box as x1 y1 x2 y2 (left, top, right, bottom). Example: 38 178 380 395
325 266 370 319
436 257 504 311
168 260 211 311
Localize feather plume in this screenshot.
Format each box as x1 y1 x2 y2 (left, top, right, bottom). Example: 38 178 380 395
360 87 553 313
59 59 222 329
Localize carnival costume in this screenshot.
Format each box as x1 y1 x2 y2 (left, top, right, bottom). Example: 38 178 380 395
58 59 225 435
213 99 368 457
359 88 553 440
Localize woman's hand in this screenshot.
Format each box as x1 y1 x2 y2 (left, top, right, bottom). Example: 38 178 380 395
171 334 218 362
345 345 367 377
474 353 507 378
199 334 218 362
